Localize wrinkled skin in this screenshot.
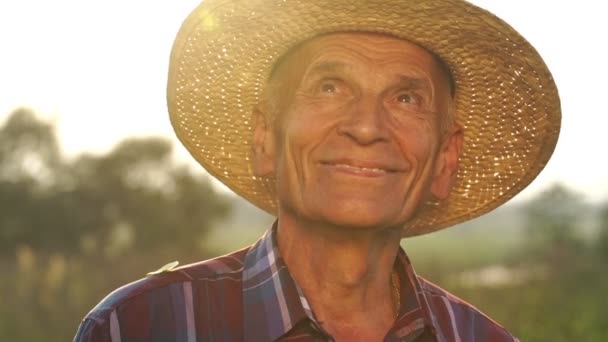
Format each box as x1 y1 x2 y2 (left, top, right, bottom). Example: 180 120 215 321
253 33 462 232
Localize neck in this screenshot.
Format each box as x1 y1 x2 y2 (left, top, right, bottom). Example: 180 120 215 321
276 213 402 340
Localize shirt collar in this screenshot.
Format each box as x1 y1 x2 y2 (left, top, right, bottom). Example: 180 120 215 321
242 222 440 341
242 223 312 341
391 250 442 340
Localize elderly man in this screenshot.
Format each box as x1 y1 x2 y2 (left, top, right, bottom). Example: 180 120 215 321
75 0 560 341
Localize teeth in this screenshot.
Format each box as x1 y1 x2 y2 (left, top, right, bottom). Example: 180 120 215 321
335 163 387 173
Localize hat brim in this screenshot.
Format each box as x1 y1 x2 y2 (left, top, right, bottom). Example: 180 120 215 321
167 0 561 236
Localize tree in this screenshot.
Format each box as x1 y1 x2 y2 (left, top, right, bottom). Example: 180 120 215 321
0 109 232 256
0 108 61 185
0 109 234 340
597 203 608 260
523 183 586 263
0 108 63 252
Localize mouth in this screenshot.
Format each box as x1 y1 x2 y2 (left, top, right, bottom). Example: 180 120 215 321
320 159 404 176
332 163 389 173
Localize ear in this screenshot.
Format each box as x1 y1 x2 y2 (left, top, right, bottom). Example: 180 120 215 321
430 124 464 200
251 105 277 177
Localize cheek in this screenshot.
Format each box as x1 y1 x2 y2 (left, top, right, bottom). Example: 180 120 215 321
393 119 440 160
281 101 343 147
273 112 317 180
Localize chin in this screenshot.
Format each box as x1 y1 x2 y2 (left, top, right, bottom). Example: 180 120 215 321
316 201 407 231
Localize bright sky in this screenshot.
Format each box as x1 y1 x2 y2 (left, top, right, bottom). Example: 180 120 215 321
0 1 606 203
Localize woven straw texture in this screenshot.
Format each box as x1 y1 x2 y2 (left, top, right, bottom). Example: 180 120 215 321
167 0 561 237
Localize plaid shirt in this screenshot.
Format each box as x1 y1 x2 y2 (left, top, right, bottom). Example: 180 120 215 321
75 226 518 341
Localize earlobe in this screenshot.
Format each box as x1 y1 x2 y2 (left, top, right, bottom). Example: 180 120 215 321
430 125 464 200
251 105 277 177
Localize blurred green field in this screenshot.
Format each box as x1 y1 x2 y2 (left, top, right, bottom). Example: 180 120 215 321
3 194 608 341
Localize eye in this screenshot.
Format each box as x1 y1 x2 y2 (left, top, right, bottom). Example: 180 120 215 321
397 93 419 104
320 82 337 93
309 77 350 99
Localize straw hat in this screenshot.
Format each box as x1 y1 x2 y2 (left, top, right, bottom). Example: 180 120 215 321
167 0 561 236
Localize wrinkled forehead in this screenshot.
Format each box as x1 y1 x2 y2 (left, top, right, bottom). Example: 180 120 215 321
268 32 455 97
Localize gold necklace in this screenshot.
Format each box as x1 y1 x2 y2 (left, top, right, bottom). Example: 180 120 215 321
391 270 400 318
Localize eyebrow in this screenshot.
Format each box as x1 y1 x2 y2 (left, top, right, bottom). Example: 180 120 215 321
309 62 430 83
396 76 432 92
306 61 348 76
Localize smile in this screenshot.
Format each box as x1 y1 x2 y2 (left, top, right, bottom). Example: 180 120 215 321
320 159 404 177
333 163 389 173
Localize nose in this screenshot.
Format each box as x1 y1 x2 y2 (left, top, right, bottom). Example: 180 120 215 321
337 93 389 145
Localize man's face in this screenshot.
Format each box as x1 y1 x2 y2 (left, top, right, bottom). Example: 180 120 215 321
253 33 462 230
